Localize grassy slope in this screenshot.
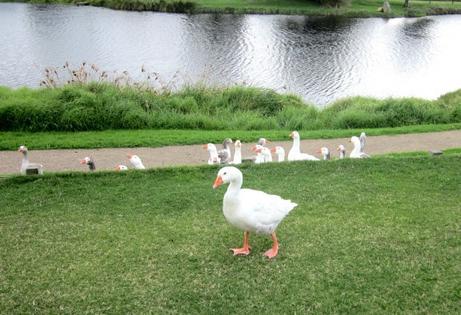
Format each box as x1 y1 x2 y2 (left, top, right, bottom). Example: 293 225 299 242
0 157 460 313
1 122 461 150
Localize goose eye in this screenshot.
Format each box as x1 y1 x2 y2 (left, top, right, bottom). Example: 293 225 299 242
223 172 227 175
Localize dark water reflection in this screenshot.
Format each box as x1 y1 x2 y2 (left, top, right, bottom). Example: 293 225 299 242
1 3 460 106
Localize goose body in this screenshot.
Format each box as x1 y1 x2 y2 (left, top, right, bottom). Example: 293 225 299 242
213 166 297 258
271 146 285 162
350 136 371 158
288 131 319 161
80 156 96 171
204 143 221 165
18 145 43 175
128 154 145 169
218 138 233 164
337 145 346 159
230 140 242 165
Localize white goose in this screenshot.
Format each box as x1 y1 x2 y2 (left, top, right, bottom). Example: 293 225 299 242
218 138 233 164
230 140 242 165
18 145 43 175
115 164 129 171
288 131 319 161
128 154 146 169
350 136 371 158
252 145 266 164
271 146 285 162
203 143 220 165
359 132 367 153
213 167 297 258
337 145 346 159
317 147 331 160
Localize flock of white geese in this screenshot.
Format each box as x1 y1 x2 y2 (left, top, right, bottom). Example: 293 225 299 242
17 131 370 175
204 131 370 165
17 130 370 259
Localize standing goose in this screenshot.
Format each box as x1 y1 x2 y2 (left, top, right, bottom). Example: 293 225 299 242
218 138 233 164
359 132 367 153
128 154 146 169
203 143 221 165
350 136 371 158
271 146 285 162
18 145 43 175
213 166 297 258
80 156 96 171
288 131 319 161
337 145 346 159
231 140 242 165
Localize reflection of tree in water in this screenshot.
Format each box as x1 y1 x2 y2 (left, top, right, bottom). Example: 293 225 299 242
180 14 246 84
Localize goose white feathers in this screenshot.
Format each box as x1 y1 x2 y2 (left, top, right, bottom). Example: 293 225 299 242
18 145 43 175
253 145 272 162
230 140 242 165
359 132 366 153
203 143 221 165
218 138 233 164
271 146 285 162
288 131 319 161
128 154 145 169
213 166 297 258
350 136 371 158
337 144 346 159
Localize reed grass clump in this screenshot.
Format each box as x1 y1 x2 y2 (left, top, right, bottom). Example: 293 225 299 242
0 83 460 132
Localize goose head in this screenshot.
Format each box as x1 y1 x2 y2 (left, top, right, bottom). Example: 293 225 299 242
213 166 242 189
257 138 270 146
203 143 218 153
317 147 330 160
223 138 233 149
115 164 128 171
252 144 264 153
128 154 142 164
271 146 284 155
18 145 28 154
289 131 300 140
234 140 242 149
80 156 92 165
350 136 361 147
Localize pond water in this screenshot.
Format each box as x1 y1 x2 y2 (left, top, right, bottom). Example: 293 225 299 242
1 3 461 106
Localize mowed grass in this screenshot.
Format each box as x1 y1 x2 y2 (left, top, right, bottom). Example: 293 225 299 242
1 157 460 313
1 122 460 150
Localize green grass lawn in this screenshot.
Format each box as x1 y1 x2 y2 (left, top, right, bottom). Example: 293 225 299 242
1 157 460 313
1 122 460 150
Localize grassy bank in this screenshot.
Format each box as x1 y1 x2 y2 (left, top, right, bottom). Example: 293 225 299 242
1 84 461 133
1 157 460 313
1 123 461 150
6 0 461 17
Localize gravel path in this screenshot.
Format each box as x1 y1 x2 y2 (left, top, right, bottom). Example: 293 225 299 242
1 130 460 175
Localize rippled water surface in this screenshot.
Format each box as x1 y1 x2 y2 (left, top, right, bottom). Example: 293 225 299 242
1 3 461 105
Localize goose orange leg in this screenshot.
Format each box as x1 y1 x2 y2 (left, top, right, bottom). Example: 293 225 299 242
231 231 251 256
264 232 279 259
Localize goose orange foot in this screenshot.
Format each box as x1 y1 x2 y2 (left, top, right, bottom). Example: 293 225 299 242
231 247 251 256
264 232 279 259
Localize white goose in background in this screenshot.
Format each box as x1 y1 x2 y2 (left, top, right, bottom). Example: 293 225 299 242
218 138 233 164
18 145 43 175
350 136 371 158
252 145 266 164
288 131 319 161
115 164 129 171
128 154 146 169
337 145 346 159
213 166 297 258
255 145 272 162
271 146 285 162
80 156 96 171
203 143 221 165
230 140 242 165
317 147 331 160
359 132 367 153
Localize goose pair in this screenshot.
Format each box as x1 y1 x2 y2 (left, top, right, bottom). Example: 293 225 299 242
115 154 145 171
350 132 370 158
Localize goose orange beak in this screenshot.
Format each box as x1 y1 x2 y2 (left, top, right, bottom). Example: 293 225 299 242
80 159 86 164
270 147 276 153
316 149 322 154
213 176 223 189
127 154 133 159
202 144 208 149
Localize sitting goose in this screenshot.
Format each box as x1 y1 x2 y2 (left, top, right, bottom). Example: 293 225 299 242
253 145 272 163
288 131 319 161
18 145 43 175
128 154 145 170
80 156 96 171
337 145 346 159
318 147 331 160
350 136 371 158
218 138 233 164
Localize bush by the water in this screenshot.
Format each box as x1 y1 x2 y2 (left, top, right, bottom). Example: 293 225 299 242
0 83 460 131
